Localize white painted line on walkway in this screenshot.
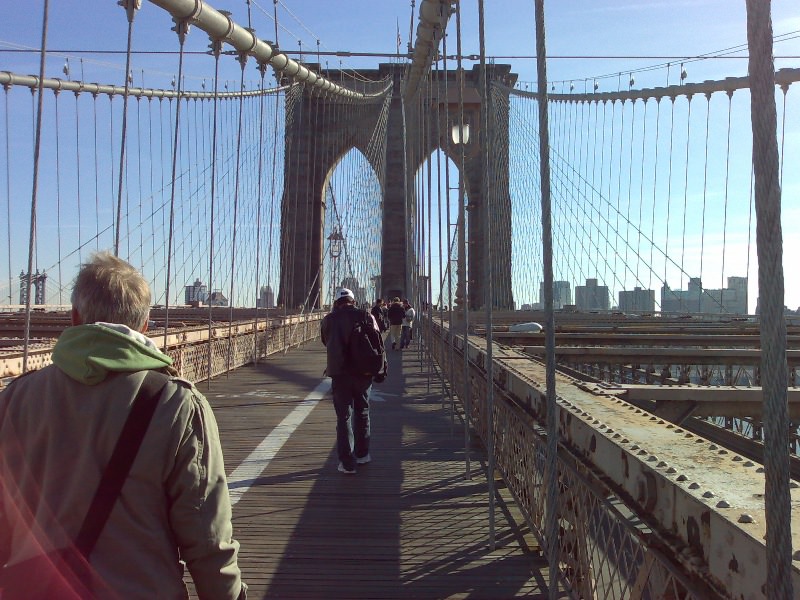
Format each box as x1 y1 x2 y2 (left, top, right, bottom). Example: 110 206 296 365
227 378 331 506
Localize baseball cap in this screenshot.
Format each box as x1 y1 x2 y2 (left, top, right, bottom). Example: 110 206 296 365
336 288 355 301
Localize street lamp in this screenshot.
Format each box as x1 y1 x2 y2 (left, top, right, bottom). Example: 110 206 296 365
451 122 470 145
328 227 344 259
370 274 381 302
328 227 345 305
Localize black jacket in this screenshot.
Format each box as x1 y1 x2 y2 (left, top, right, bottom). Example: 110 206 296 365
387 302 406 326
321 305 373 377
371 304 388 332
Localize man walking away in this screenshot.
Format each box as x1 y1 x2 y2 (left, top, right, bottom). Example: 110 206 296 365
371 298 389 335
0 252 246 600
400 300 416 350
321 288 384 474
386 297 406 351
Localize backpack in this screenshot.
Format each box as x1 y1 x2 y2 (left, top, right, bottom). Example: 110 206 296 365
347 310 387 377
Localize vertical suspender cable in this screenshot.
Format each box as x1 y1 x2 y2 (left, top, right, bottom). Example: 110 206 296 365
636 99 648 286
441 36 454 418
226 53 249 373
22 0 50 373
455 0 471 481
158 99 166 256
136 92 144 267
74 92 82 262
663 95 676 296
267 0 280 324
54 90 63 302
720 93 734 303
426 73 434 383
3 85 12 304
745 2 792 597
477 0 496 551
679 96 693 287
649 98 661 297
533 0 560 597
114 0 138 255
614 98 626 298
253 65 268 363
163 21 188 347
432 65 440 386
624 98 636 281
288 82 305 309
92 94 100 249
147 93 155 271
206 41 222 384
307 41 322 310
109 96 116 257
698 94 712 310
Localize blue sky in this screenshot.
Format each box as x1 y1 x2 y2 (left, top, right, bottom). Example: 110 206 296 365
0 1 798 310
3 1 798 100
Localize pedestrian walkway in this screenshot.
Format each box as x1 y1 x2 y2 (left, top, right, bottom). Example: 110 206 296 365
193 338 552 599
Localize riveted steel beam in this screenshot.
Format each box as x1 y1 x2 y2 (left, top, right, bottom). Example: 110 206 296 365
431 319 800 598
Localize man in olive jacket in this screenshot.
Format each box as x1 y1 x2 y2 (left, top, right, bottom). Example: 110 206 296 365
0 252 246 600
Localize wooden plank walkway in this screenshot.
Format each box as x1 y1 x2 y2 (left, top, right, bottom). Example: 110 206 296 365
194 339 552 599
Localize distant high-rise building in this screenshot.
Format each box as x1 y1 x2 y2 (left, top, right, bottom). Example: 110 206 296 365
185 278 208 305
575 278 610 310
661 277 748 314
618 287 655 313
341 277 367 305
208 290 228 307
726 276 748 314
539 280 572 309
257 285 275 309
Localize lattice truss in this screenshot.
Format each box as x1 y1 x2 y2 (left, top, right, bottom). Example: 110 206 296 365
497 76 800 314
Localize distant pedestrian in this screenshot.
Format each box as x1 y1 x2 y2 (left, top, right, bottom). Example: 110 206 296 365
0 252 246 600
386 297 406 351
321 288 386 474
371 298 389 334
400 300 416 350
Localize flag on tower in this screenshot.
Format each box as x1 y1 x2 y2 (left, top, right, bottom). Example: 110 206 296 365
397 19 402 55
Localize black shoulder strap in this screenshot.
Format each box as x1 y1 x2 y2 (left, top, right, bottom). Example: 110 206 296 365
74 370 168 557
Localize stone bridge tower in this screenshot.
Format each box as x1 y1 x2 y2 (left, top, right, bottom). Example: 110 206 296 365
278 63 517 311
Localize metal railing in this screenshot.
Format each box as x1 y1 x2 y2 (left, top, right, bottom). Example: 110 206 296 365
424 317 763 599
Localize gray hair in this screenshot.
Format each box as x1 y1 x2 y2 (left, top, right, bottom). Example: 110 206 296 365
71 251 151 329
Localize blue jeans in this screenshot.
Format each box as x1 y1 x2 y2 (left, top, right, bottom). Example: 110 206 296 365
400 325 412 348
331 374 372 470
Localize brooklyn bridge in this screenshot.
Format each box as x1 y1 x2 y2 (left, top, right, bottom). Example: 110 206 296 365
1 0 799 598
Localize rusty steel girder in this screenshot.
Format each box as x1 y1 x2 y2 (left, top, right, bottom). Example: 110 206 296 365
437 323 800 599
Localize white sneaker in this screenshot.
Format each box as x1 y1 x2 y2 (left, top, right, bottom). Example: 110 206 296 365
338 462 356 474
355 453 371 465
